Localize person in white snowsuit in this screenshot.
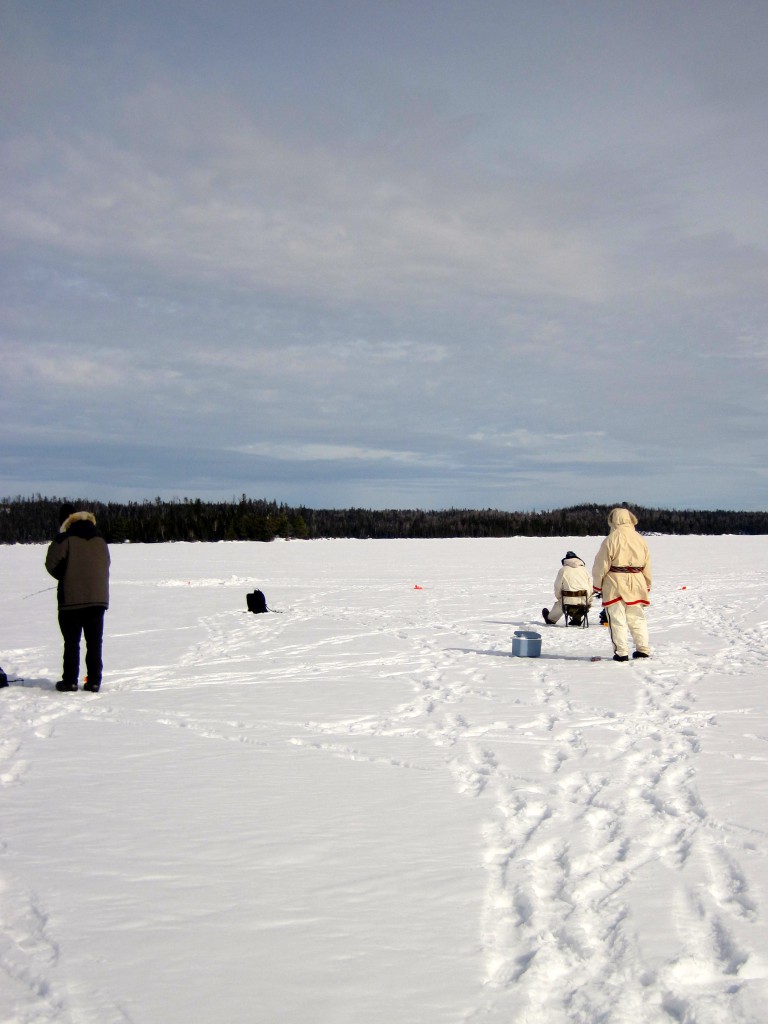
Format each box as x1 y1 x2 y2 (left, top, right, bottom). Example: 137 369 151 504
592 507 652 661
542 551 592 626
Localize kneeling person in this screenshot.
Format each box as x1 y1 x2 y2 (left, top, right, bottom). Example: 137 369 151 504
542 551 592 626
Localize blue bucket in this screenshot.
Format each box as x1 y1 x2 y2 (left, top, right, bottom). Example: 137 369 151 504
512 630 542 658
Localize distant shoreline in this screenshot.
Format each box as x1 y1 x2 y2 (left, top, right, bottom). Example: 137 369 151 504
2 498 767 544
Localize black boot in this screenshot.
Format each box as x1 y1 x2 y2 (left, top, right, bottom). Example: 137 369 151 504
55 680 78 691
612 654 629 662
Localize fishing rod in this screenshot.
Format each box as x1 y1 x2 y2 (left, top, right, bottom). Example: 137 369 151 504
22 585 56 600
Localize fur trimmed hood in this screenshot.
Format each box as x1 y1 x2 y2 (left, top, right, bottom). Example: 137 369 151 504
61 511 97 533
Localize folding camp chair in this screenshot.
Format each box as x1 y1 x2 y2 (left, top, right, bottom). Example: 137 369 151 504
562 589 590 628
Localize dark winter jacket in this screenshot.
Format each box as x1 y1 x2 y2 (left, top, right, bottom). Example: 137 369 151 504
45 512 110 611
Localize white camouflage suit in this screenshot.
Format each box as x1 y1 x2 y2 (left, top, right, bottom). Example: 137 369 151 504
592 507 652 658
545 552 593 624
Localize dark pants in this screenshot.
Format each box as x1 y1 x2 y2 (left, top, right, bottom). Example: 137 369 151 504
58 607 106 687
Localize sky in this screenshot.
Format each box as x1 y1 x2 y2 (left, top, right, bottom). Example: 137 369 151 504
2 0 768 512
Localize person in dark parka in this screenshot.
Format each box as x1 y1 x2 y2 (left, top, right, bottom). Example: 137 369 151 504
45 504 110 692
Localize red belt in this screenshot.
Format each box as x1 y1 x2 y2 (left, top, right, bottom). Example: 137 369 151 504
610 566 643 573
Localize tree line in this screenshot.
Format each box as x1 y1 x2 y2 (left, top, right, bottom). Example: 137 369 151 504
1 496 767 545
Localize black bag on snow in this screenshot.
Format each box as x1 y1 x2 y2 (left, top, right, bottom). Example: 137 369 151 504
247 589 268 614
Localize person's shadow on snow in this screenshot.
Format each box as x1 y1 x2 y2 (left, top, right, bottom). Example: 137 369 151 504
3 676 62 691
452 620 598 661
447 647 598 662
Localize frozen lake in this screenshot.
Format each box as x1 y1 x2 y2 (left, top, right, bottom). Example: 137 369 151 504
2 536 768 1023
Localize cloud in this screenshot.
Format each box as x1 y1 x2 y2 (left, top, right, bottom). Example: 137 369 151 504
6 73 766 348
229 441 448 466
2 2 768 510
0 81 613 310
469 428 612 459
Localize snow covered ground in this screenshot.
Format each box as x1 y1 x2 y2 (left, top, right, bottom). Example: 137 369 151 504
2 535 768 1024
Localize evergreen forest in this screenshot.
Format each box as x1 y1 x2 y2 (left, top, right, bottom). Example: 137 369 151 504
2 496 767 545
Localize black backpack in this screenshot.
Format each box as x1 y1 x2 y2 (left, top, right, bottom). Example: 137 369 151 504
0 666 7 689
246 589 268 614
